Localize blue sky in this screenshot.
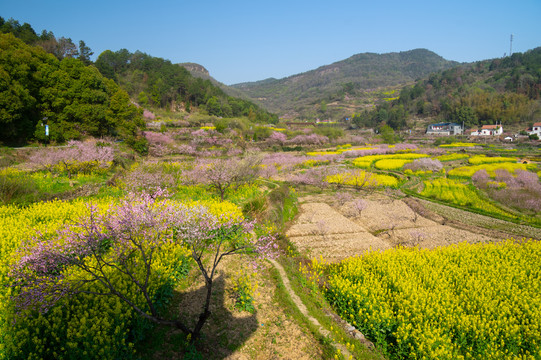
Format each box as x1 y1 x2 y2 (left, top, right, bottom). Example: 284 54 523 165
2 0 540 85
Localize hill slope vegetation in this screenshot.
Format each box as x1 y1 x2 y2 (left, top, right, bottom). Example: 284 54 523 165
231 49 458 119
353 47 541 131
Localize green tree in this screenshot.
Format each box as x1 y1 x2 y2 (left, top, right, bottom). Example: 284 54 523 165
0 33 55 143
78 40 93 65
448 106 478 127
380 125 397 144
137 91 149 107
320 100 327 113
206 96 222 116
0 33 143 143
55 37 78 59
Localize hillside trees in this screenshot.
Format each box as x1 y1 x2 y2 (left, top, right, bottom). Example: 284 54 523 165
0 33 143 144
0 17 94 63
351 103 408 130
95 49 278 123
387 47 541 126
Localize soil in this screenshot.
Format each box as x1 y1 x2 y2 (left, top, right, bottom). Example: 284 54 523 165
286 192 516 262
146 255 325 360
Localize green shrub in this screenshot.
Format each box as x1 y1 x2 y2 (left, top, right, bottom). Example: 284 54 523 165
0 171 37 205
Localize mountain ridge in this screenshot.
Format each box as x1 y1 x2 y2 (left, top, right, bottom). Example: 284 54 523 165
227 48 459 118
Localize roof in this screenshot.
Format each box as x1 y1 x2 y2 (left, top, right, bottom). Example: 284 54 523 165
481 125 501 129
533 122 541 127
429 122 461 127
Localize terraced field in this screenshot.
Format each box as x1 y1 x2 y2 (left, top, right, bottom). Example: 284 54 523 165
286 193 527 261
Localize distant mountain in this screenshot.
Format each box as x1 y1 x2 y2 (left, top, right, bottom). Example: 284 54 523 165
231 49 458 119
353 46 541 131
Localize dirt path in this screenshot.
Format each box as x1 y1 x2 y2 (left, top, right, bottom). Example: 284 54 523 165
269 259 356 359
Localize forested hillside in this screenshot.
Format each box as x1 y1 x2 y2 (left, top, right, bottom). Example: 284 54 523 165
0 33 143 144
231 49 458 119
353 47 541 131
0 16 278 145
95 49 277 123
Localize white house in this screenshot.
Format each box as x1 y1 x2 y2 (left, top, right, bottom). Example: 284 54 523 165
426 122 463 135
528 122 541 136
471 124 503 136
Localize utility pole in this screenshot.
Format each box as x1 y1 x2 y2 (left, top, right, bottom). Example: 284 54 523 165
510 34 514 56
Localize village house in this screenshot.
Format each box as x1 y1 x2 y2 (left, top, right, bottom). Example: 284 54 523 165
471 124 503 136
426 122 463 135
527 122 541 136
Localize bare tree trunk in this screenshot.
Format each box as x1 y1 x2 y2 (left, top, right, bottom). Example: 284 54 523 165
191 279 213 342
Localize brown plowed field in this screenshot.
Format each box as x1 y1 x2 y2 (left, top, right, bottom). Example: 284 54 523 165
286 193 508 262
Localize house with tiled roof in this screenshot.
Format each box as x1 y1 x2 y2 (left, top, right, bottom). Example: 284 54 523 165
527 122 541 136
471 124 503 136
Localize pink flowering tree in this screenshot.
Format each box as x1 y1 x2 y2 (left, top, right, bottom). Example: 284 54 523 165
266 131 287 146
182 156 261 201
143 131 175 157
403 158 443 172
10 191 278 343
287 134 329 146
28 140 115 178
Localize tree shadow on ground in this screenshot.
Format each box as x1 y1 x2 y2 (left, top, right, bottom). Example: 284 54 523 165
139 275 259 359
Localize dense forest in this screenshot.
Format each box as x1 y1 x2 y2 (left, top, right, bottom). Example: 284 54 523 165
0 16 277 145
353 47 541 130
95 49 277 123
0 32 143 144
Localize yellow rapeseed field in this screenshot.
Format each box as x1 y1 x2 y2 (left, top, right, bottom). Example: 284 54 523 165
0 197 242 359
314 240 541 359
420 178 514 218
326 171 399 188
448 162 536 178
352 153 428 169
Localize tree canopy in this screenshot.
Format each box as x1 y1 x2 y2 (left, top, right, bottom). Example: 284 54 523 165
0 33 143 144
95 49 277 123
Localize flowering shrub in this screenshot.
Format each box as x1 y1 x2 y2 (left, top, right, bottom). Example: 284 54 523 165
143 109 156 120
266 131 287 145
4 190 275 357
262 153 311 171
143 131 176 157
475 169 541 213
403 158 443 172
287 134 329 146
287 167 336 188
181 156 261 200
315 240 541 359
121 162 180 193
175 144 197 155
28 140 115 178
